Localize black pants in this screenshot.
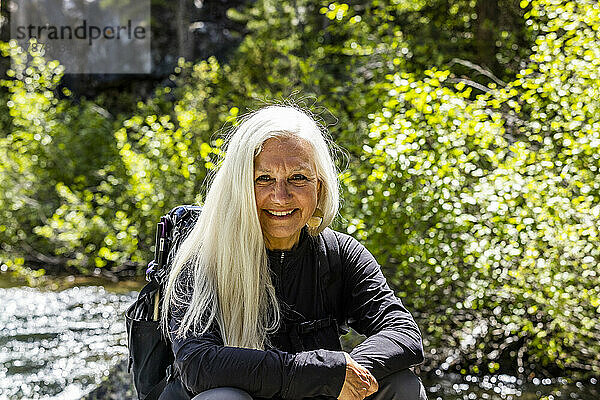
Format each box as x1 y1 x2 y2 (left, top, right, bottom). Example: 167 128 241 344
160 369 427 400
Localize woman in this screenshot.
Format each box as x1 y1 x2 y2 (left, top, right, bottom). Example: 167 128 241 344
159 105 427 400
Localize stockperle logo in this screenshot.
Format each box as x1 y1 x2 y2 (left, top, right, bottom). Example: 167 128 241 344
10 0 150 74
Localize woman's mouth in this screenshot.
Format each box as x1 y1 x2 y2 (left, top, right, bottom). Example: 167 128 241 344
265 209 297 217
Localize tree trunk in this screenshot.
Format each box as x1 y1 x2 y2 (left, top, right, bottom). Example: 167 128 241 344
176 0 192 61
476 0 501 74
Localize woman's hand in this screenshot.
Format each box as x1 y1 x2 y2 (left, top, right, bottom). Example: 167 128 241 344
337 352 378 400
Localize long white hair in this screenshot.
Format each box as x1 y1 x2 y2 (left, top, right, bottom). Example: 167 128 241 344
161 105 340 349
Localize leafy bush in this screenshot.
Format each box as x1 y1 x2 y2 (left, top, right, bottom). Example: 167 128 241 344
340 0 600 376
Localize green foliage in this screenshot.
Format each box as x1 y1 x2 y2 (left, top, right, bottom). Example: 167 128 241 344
0 40 127 273
0 43 231 274
341 0 600 376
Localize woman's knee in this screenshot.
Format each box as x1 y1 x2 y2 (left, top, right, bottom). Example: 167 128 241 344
370 369 427 400
191 387 253 400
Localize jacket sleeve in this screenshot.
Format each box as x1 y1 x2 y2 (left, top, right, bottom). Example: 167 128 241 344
168 305 346 398
337 233 425 379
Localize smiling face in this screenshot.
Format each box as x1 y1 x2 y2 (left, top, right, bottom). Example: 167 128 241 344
254 135 321 250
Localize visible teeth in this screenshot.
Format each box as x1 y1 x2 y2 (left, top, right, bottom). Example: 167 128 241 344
269 210 294 216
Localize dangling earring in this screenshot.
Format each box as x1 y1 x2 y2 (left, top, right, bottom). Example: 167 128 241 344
307 208 324 230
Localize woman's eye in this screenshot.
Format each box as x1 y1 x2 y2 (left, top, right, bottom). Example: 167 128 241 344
290 174 308 181
256 175 272 183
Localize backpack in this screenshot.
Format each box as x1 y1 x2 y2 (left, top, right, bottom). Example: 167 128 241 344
125 205 202 400
125 205 345 400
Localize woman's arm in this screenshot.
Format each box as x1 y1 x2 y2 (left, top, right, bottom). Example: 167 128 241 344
169 314 347 399
337 233 425 379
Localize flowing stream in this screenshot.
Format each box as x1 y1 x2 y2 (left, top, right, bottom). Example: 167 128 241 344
0 282 135 399
0 279 597 400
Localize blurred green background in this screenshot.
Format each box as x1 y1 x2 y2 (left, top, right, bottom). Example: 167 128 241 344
1 0 599 390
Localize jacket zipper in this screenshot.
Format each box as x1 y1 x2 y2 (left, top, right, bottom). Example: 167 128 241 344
279 252 285 290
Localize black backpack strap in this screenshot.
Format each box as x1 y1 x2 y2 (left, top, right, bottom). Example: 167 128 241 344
316 228 347 334
320 228 341 278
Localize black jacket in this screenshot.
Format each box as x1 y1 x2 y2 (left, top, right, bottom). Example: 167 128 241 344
168 228 424 399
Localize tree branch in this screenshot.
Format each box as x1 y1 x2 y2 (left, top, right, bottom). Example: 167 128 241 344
449 58 507 87
447 77 492 93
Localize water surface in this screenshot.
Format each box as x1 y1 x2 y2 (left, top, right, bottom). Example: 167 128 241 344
0 284 135 399
0 279 597 400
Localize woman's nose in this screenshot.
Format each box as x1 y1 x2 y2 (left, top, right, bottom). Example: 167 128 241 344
271 180 291 202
